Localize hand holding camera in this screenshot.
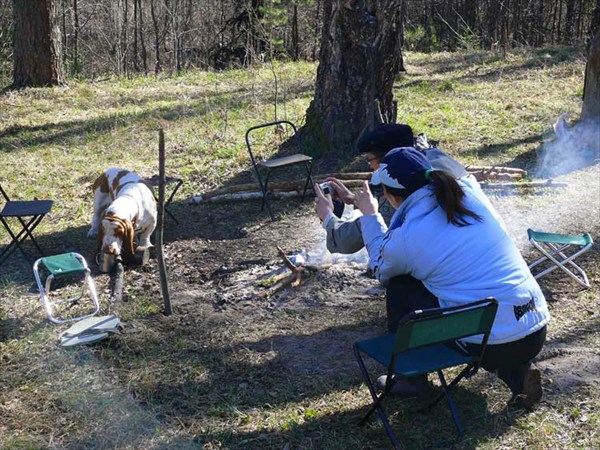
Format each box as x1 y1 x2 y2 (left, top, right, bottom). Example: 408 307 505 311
319 181 332 195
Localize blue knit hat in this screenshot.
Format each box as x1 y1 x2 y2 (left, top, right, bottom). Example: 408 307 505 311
370 147 433 192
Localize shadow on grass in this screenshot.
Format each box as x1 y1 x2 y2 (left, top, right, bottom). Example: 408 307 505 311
0 81 313 153
104 310 573 449
110 310 598 449
399 47 582 86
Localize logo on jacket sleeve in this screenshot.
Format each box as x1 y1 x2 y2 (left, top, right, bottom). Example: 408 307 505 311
514 297 538 321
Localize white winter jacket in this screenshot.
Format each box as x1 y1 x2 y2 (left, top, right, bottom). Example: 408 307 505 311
360 175 549 345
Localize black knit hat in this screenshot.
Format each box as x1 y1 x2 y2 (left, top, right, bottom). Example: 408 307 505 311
356 124 414 156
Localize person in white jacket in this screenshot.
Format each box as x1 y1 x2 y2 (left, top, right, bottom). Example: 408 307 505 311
353 147 550 408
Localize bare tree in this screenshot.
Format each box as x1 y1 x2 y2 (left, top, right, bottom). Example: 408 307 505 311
304 0 405 153
582 32 600 120
12 0 63 87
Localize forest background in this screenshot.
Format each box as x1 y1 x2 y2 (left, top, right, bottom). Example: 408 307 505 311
1 0 599 86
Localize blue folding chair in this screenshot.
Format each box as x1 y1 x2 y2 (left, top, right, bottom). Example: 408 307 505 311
353 298 498 449
0 183 53 266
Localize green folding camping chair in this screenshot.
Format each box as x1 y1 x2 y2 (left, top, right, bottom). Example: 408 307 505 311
353 298 498 449
528 229 593 288
33 252 101 324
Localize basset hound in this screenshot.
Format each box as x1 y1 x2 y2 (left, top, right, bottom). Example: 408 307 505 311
88 168 157 263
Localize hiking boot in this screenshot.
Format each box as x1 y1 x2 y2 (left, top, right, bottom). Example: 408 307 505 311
507 368 542 409
375 374 430 398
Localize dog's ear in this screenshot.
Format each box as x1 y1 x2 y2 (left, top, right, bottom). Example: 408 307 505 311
122 219 136 264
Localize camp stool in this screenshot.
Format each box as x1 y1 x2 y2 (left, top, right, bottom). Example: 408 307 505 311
33 252 101 324
528 229 593 288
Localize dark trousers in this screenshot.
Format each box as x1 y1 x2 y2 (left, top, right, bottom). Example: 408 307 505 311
385 274 547 394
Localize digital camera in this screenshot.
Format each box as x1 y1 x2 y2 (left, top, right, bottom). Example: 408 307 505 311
319 181 332 195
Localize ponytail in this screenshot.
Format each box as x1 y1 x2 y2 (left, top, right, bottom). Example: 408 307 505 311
429 171 482 226
384 171 482 226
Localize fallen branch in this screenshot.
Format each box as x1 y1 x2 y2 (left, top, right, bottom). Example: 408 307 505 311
465 165 528 174
192 174 371 202
257 246 305 299
276 246 300 272
190 166 532 204
480 180 567 189
257 271 303 299
471 172 524 181
190 180 367 204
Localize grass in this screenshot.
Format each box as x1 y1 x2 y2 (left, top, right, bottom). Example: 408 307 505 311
1 48 599 449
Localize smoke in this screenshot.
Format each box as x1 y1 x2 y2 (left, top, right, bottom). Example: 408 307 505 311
301 206 369 267
304 116 599 263
488 113 600 251
535 113 600 178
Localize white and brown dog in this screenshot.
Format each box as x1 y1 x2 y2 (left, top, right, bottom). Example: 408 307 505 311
88 168 157 262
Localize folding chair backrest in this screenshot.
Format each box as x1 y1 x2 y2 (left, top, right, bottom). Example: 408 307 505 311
245 120 305 163
244 120 314 220
394 298 498 354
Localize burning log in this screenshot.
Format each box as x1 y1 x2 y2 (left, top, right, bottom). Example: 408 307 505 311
256 246 307 299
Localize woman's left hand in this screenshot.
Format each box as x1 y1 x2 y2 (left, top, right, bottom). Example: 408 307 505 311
353 181 378 215
314 182 334 221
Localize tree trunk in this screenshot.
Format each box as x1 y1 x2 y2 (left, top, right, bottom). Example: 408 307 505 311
291 3 299 61
582 33 600 120
12 0 63 87
304 0 405 154
73 0 79 73
150 0 161 74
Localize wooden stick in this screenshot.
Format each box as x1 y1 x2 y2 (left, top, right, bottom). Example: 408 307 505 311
465 165 528 174
257 271 303 299
276 246 299 272
480 180 567 189
471 172 524 181
194 175 371 200
190 179 367 203
109 258 124 304
193 166 528 203
157 129 172 316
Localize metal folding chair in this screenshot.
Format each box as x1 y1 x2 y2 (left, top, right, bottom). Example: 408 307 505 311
245 120 314 220
144 175 183 224
0 183 53 267
353 298 498 449
528 228 593 288
33 252 101 324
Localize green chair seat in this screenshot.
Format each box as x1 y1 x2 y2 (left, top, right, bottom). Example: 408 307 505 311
527 229 592 247
41 253 87 276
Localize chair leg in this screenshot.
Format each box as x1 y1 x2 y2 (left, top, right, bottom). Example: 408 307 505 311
163 179 183 224
530 241 591 287
0 214 47 265
437 370 464 438
18 215 46 254
301 161 313 201
353 345 402 449
261 170 276 221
